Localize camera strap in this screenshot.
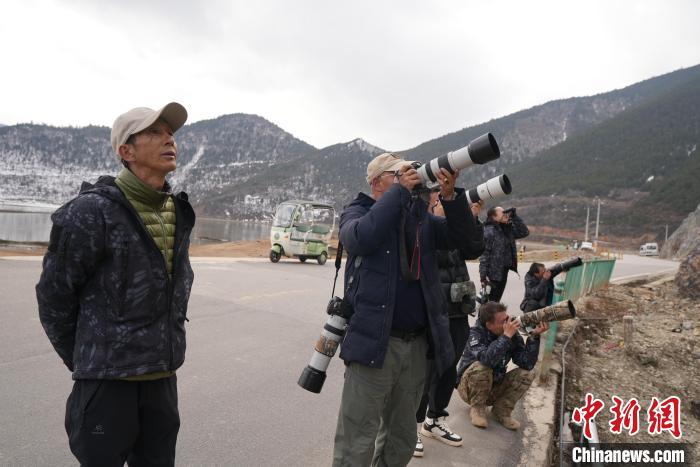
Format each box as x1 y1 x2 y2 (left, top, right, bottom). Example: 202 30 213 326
399 205 421 282
331 241 343 297
331 241 361 298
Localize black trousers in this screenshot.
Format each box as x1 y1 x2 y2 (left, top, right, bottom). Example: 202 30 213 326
416 317 469 423
488 269 510 302
65 375 179 467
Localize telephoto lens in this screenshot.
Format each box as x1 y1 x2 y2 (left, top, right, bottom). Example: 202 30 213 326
519 300 576 328
298 297 349 393
465 174 512 204
415 133 500 187
549 257 583 276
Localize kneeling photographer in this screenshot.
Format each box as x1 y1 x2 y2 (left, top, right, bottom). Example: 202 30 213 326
332 152 479 467
521 262 556 313
456 302 548 431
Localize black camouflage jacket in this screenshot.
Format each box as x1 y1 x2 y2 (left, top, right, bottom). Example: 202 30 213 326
479 213 529 283
456 320 540 385
36 176 195 379
520 270 560 312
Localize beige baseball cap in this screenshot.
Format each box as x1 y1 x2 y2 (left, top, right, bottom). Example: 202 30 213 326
110 102 188 158
366 152 416 185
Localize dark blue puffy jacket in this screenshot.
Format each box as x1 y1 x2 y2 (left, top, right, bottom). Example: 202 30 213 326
338 184 478 375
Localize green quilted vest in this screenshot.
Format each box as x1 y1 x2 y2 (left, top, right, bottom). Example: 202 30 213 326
115 168 176 275
115 168 178 381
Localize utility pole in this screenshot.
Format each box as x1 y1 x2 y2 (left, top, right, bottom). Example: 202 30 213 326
584 206 590 242
665 224 669 243
594 197 601 249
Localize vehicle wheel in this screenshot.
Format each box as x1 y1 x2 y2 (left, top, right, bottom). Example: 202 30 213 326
269 250 281 263
299 256 307 263
317 252 327 265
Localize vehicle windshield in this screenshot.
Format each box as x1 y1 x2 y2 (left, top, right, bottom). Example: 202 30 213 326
312 207 334 226
273 204 296 227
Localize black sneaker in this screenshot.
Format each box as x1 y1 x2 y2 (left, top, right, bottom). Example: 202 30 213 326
420 416 463 447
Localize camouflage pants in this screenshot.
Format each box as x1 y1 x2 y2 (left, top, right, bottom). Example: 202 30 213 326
457 362 534 414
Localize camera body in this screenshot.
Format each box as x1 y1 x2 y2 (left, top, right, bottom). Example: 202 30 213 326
476 284 491 305
450 281 477 316
326 295 353 320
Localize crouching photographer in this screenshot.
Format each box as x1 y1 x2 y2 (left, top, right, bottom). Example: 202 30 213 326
520 257 583 312
332 152 479 467
456 302 548 431
521 262 556 313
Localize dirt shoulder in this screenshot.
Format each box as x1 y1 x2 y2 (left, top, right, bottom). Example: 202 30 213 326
559 278 699 462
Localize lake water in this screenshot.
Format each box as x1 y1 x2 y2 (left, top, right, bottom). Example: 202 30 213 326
0 206 270 244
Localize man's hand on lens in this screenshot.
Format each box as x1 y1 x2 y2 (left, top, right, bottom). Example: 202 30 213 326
438 168 458 200
470 200 483 217
397 164 421 191
532 321 549 336
503 317 520 338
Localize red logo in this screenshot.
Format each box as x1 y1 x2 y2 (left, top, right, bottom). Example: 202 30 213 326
609 396 641 435
572 393 605 440
647 396 682 439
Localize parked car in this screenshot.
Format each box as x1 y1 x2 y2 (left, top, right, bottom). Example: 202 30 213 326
579 241 595 252
639 242 659 256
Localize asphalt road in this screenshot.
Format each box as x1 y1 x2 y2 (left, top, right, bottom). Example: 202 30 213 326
0 254 678 466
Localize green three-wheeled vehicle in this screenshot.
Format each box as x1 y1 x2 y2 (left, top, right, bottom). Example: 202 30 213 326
269 200 336 265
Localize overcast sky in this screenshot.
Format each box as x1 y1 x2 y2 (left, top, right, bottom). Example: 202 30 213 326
2 0 699 150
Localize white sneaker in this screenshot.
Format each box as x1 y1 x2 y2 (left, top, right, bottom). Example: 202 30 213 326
420 416 463 447
413 432 424 457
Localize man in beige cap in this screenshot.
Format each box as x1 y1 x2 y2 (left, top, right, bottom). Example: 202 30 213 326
332 152 481 466
37 102 195 466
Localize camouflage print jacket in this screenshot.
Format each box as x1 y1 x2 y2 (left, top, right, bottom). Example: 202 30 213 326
36 176 195 380
456 320 540 385
478 213 529 283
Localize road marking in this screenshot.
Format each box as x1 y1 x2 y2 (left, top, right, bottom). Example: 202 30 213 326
611 267 678 283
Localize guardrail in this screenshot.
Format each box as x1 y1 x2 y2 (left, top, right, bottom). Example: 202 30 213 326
540 258 617 384
554 258 616 303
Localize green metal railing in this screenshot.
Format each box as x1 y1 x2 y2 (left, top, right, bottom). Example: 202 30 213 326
552 258 616 303
540 258 616 383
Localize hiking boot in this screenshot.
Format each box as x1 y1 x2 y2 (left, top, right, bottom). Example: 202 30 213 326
413 432 424 457
493 411 521 431
421 416 463 446
470 405 488 428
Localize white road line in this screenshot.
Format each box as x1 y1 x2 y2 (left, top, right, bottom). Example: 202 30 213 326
611 267 678 283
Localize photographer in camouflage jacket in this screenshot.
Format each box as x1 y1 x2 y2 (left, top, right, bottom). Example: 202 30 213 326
455 302 547 431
